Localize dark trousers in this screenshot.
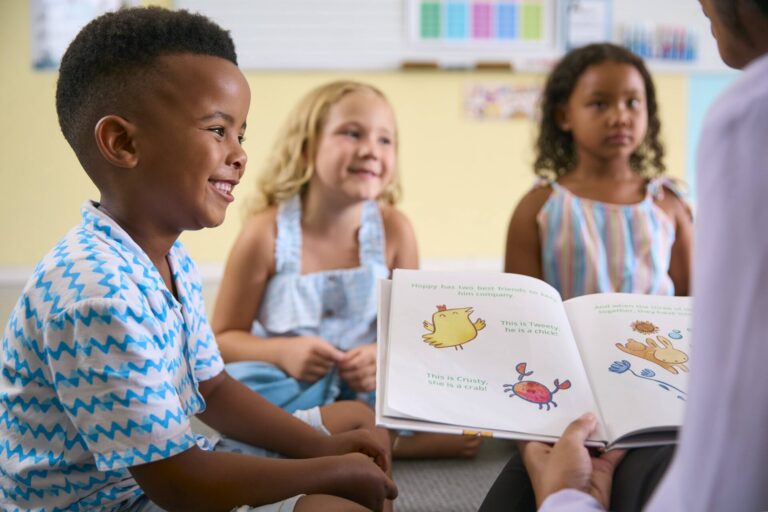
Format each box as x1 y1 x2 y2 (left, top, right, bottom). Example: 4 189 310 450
478 444 675 512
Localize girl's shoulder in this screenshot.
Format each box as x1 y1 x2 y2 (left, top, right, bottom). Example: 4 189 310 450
514 179 556 217
238 206 280 250
650 177 694 222
379 203 418 268
379 203 415 240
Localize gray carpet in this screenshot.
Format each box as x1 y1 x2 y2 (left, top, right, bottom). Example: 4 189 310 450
391 439 515 512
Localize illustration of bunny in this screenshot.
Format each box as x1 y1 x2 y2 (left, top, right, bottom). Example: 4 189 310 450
615 335 689 375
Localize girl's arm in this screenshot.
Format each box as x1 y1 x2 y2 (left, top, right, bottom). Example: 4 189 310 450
658 189 694 296
382 205 419 270
504 187 551 278
211 211 343 376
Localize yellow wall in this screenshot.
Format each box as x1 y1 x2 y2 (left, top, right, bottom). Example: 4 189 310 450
0 0 687 268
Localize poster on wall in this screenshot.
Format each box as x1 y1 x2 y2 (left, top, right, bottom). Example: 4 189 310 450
30 0 138 70
409 0 556 48
560 0 612 49
464 83 542 121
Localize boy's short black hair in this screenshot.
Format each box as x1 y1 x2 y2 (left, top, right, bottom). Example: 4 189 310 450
56 6 237 165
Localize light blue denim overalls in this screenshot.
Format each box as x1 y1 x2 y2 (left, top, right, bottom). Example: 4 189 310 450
226 194 389 412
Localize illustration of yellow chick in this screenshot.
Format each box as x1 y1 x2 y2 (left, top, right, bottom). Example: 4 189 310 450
422 304 486 350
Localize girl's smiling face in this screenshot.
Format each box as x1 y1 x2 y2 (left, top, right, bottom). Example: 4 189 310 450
310 90 397 205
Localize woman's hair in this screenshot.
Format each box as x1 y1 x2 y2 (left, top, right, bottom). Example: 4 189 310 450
711 0 768 37
249 80 401 212
534 43 665 180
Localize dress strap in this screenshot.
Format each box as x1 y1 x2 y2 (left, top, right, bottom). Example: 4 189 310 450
647 176 688 201
358 200 387 266
274 194 302 274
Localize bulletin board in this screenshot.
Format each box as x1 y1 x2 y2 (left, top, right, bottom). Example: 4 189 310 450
175 0 729 72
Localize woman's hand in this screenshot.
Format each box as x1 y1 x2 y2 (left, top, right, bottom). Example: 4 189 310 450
520 412 626 509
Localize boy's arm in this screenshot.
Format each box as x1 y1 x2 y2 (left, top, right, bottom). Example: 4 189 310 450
128 371 395 510
505 188 551 277
196 371 388 469
129 444 396 511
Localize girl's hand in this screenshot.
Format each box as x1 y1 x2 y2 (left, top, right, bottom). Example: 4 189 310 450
320 453 398 512
277 336 344 382
338 343 377 392
520 413 625 509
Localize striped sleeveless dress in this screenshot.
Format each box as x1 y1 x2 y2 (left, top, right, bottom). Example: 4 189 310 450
537 178 682 300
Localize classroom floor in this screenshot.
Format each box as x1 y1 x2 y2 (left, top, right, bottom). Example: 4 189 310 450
392 439 515 511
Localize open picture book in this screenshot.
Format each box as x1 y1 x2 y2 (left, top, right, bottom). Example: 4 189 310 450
376 269 692 448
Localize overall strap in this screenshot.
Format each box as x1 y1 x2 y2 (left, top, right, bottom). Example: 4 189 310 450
358 200 387 266
274 194 302 274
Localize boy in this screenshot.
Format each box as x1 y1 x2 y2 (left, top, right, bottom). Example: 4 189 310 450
0 7 396 512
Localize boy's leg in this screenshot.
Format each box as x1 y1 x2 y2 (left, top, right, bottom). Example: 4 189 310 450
391 432 482 459
294 495 371 511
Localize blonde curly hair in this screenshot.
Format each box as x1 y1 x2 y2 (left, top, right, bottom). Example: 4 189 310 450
249 80 402 213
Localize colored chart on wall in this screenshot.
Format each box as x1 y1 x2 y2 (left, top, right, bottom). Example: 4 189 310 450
412 0 551 44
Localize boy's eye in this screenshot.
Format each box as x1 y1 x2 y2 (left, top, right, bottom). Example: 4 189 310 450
343 129 361 139
628 98 642 109
379 136 392 145
238 134 246 145
590 101 607 109
209 127 225 137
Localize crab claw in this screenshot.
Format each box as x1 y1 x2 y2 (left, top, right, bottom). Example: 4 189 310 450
557 379 572 390
515 362 527 375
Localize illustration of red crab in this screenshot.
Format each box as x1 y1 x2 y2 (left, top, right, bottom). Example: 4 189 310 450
503 362 572 411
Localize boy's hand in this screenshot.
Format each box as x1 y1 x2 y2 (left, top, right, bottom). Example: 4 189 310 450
519 413 625 509
323 453 398 511
314 429 390 473
338 343 377 392
278 336 344 382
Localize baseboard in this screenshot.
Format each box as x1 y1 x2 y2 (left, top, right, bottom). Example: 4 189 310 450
0 258 502 286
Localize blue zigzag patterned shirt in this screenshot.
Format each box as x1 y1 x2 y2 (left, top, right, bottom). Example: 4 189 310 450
0 202 225 511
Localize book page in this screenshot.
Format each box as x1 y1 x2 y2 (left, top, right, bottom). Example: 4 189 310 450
564 294 692 445
383 270 606 441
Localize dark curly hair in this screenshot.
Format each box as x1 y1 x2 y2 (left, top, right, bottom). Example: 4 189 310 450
534 43 664 180
56 6 237 164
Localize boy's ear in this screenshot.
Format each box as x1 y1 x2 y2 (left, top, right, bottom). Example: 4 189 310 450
94 115 138 168
555 105 571 132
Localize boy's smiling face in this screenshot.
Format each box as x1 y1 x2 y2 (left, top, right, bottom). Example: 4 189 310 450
130 53 250 232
